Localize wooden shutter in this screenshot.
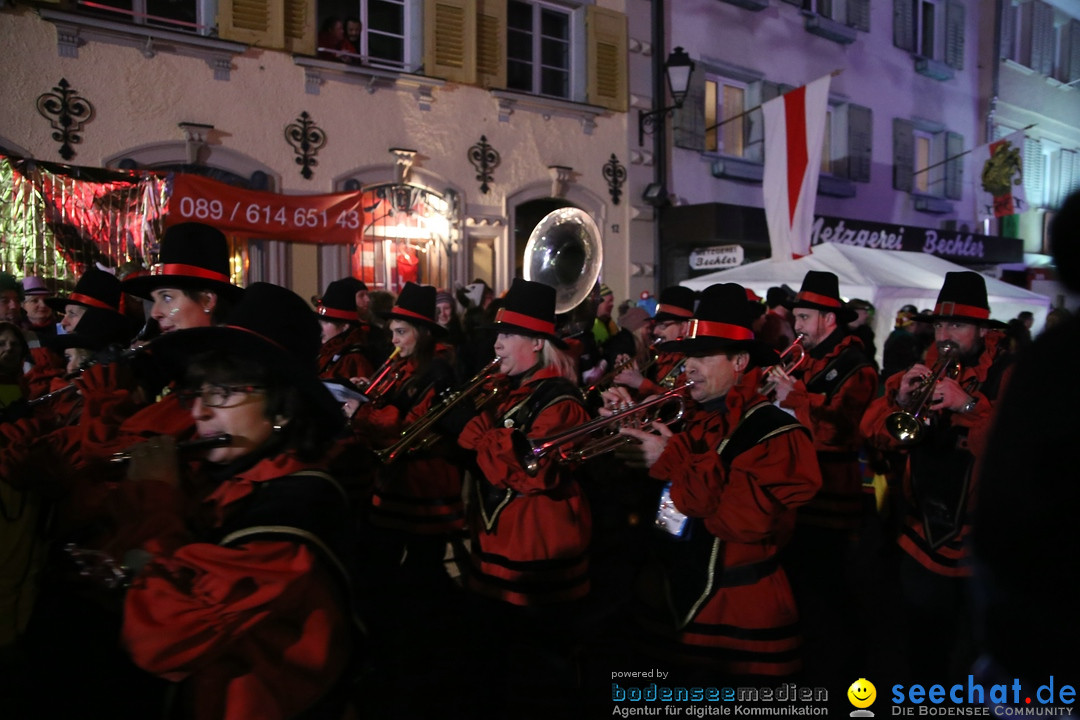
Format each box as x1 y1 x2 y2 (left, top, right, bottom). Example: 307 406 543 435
847 103 872 183
1000 2 1015 61
218 0 284 48
945 131 963 199
944 0 965 70
1030 0 1055 76
586 6 628 112
893 118 915 191
1024 137 1044 207
893 0 915 52
1068 19 1080 84
672 63 707 152
283 0 315 55
848 0 870 32
476 0 506 89
424 0 476 84
1058 149 1076 207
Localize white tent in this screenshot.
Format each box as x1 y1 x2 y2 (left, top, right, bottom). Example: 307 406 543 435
680 242 1052 366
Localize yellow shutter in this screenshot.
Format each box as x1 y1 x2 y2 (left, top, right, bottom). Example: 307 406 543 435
424 0 477 84
586 5 627 112
283 0 316 55
218 0 284 49
476 0 506 89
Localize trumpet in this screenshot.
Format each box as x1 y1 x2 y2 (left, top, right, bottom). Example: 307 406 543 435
108 433 233 463
359 347 404 404
758 334 806 399
518 381 693 475
586 352 658 397
885 341 961 444
376 356 504 464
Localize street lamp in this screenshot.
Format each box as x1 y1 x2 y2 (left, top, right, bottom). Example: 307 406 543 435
638 46 696 147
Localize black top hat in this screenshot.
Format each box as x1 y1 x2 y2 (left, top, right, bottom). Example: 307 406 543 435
44 307 133 352
487 278 566 349
379 282 445 335
314 278 361 324
789 271 857 324
660 283 778 367
653 286 697 323
921 271 1007 328
123 222 244 302
46 268 124 314
151 282 343 437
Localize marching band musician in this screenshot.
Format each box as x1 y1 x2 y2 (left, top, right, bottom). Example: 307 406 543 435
763 270 878 682
860 271 1013 678
613 285 695 398
348 282 462 595
612 282 821 680
314 277 375 381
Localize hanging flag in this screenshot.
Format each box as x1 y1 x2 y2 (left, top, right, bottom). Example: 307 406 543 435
762 74 832 260
973 130 1027 221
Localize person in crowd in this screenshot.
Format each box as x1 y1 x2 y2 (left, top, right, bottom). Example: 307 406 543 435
456 280 498 381
109 282 357 719
46 266 126 334
913 308 936 357
317 16 357 62
755 285 797 353
766 271 879 684
591 283 618 348
1004 311 1034 353
846 298 877 367
345 16 363 62
861 271 1013 679
435 288 466 351
611 282 820 681
588 306 653 404
19 276 57 336
882 304 921 382
314 277 375 381
614 285 694 398
970 189 1080 696
0 273 20 325
1040 306 1071 335
447 278 591 706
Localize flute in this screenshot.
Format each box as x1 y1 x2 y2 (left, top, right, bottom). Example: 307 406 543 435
108 433 233 463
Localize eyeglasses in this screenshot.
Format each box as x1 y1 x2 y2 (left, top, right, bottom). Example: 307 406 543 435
177 384 266 409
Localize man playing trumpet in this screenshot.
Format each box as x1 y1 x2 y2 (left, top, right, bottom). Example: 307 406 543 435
860 271 1012 678
610 282 821 680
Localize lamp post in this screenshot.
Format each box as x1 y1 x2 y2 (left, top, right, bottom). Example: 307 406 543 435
638 46 695 147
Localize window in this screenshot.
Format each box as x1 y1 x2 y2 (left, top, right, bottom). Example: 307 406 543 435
813 0 847 25
893 0 964 77
78 0 217 35
913 129 938 194
704 76 748 157
1003 0 1080 83
893 117 962 203
507 0 571 99
916 0 941 59
352 0 421 69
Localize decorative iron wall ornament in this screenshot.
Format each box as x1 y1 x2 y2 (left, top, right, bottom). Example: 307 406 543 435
36 78 95 161
603 154 627 205
468 135 500 194
284 111 326 180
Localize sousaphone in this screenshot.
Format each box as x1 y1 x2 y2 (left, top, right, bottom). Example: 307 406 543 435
523 207 604 314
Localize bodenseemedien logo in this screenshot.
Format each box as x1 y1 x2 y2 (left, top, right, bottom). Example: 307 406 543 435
848 678 877 717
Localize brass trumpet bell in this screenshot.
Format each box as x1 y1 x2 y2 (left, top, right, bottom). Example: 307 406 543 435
523 207 604 314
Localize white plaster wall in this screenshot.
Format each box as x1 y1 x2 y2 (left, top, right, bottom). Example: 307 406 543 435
0 4 640 305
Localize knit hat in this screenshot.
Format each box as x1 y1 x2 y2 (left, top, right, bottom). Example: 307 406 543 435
435 290 455 307
921 272 1007 328
661 283 779 367
488 277 566 349
379 282 445 335
790 271 857 324
618 306 652 333
599 283 613 298
47 267 124 314
123 222 244 302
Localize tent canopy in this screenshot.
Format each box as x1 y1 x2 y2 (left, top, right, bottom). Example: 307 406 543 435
680 243 1051 366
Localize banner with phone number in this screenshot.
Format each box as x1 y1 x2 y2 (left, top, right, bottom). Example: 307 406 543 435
166 173 365 244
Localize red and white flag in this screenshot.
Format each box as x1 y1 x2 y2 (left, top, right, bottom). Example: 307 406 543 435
762 74 832 260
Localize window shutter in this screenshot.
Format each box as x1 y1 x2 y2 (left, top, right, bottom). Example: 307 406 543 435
893 118 915 191
847 103 872 183
781 0 805 6
893 0 915 52
283 0 315 55
1030 0 1055 77
476 0 506 89
424 0 477 84
945 0 965 70
848 0 870 32
1068 19 1080 84
672 64 707 152
586 6 628 112
1024 137 1044 207
1058 149 1077 207
218 0 284 48
945 131 963 199
1000 2 1015 61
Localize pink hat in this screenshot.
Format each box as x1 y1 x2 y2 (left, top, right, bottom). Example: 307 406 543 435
22 276 52 297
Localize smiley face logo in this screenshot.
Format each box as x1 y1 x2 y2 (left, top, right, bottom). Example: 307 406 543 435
848 678 877 709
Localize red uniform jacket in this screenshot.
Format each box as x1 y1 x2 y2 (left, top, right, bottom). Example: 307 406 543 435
458 365 591 607
860 331 1012 577
645 378 821 677
317 325 374 380
122 454 353 720
780 331 878 530
636 351 685 398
